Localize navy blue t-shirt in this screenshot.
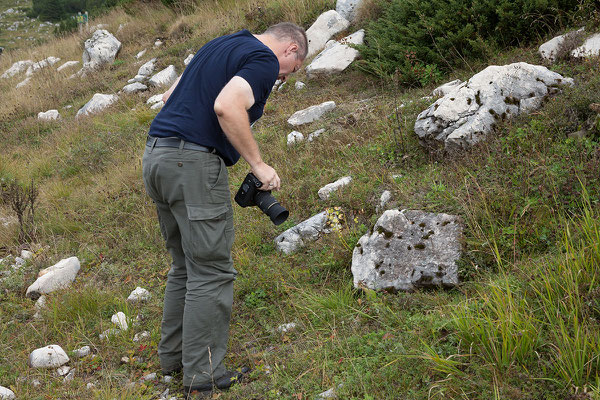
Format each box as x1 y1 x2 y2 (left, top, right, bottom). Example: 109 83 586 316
148 30 279 166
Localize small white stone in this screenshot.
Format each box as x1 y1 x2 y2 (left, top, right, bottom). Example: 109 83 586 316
162 375 173 383
277 322 297 333
379 190 392 210
154 40 163 47
111 312 129 330
122 82 148 94
0 386 15 399
14 257 25 266
141 372 157 381
72 345 91 358
56 365 70 376
133 331 150 342
295 81 305 90
21 250 34 259
277 82 287 91
86 382 95 389
287 131 304 146
146 94 163 105
127 287 151 303
287 101 336 126
307 128 325 142
38 109 60 121
16 77 30 88
63 368 75 382
183 54 194 66
121 356 130 363
136 49 147 59
31 379 41 387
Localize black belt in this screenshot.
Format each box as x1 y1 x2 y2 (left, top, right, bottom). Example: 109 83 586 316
146 136 216 153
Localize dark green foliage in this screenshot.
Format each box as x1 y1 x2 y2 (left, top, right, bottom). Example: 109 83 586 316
29 0 131 24
357 0 583 83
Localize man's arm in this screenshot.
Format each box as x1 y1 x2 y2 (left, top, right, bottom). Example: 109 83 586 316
162 75 182 103
214 76 280 191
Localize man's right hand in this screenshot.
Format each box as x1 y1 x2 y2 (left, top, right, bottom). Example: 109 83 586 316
252 162 280 191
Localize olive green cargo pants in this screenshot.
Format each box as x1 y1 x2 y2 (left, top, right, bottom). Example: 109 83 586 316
142 142 236 387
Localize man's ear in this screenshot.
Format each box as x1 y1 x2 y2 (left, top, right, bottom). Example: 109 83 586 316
286 42 299 56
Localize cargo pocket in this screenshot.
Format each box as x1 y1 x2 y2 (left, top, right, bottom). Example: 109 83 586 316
186 203 230 263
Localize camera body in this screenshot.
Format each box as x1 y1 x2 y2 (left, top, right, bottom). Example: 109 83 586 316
234 173 289 225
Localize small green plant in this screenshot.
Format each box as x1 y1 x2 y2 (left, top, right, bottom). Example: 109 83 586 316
0 178 39 243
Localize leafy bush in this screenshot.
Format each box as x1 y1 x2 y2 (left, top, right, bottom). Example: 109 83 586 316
357 0 584 83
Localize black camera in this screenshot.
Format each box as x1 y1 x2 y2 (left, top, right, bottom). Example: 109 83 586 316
234 173 289 225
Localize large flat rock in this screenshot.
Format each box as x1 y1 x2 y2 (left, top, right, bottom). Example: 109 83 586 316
288 101 336 126
26 257 80 299
414 62 573 150
306 30 364 76
352 210 463 291
306 10 349 58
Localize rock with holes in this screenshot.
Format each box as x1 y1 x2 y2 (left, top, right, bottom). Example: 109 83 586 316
28 345 70 368
1 60 33 79
538 28 585 62
306 10 349 58
352 209 463 291
571 32 600 58
76 93 119 118
0 386 15 399
306 30 364 76
82 30 121 70
432 79 463 97
26 257 80 299
288 101 336 126
274 211 328 254
149 65 177 88
414 62 573 150
336 0 363 22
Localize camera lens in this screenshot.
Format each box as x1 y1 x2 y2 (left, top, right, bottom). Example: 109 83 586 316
254 191 289 225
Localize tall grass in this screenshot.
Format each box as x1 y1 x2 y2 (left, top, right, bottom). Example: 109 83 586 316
443 188 600 391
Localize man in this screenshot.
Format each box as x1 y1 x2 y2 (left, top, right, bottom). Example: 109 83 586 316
142 23 307 396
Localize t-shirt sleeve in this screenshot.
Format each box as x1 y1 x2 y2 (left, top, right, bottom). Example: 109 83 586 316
235 51 279 105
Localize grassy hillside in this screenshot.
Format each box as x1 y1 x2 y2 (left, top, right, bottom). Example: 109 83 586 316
0 0 599 398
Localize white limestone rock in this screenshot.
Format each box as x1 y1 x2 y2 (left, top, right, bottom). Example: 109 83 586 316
127 287 151 302
307 128 325 142
82 29 122 70
76 93 118 118
26 257 80 299
0 386 15 399
295 81 306 90
183 54 194 66
274 211 328 254
151 101 164 110
33 295 46 319
352 210 463 291
572 32 600 58
111 312 129 331
306 10 350 58
28 345 69 368
137 58 156 77
142 372 157 381
277 322 297 333
538 28 585 62
414 62 573 150
318 176 352 200
136 49 147 59
63 368 75 382
21 250 34 260
38 109 60 121
336 0 363 22
149 65 177 88
154 39 163 48
377 190 393 213
1 59 33 78
26 56 60 76
306 30 364 76
432 79 463 97
72 345 91 358
16 77 30 88
122 82 148 94
288 101 336 126
133 331 150 342
287 131 304 146
146 94 164 105
56 365 70 376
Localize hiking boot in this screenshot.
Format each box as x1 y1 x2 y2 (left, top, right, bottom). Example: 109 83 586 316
183 367 249 395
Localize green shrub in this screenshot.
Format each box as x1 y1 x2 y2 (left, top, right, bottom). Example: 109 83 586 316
357 0 582 83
